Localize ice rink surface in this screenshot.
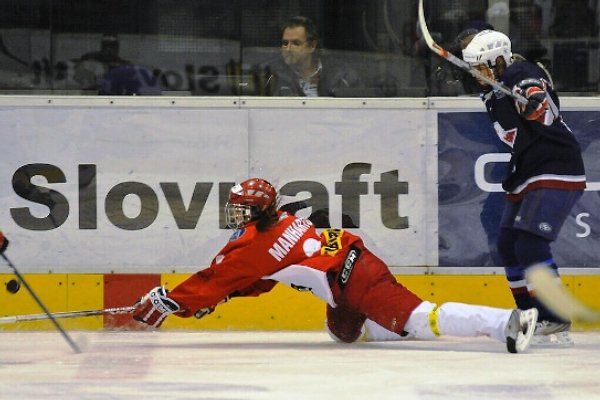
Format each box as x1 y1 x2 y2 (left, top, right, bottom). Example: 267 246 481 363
1 331 600 400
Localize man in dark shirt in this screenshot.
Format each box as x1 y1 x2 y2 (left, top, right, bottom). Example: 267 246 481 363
80 34 130 71
264 16 362 97
461 30 586 346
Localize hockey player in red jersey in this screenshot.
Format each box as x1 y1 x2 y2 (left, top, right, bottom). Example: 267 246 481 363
133 178 537 353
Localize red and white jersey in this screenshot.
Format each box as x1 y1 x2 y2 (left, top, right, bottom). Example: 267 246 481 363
169 211 361 317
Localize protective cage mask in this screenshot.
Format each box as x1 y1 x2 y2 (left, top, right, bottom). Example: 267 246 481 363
225 203 258 229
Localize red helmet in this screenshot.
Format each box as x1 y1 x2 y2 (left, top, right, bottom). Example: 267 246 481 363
226 178 277 228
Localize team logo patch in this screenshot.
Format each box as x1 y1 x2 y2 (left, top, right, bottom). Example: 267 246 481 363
538 222 552 233
503 128 517 145
493 122 517 147
321 229 344 256
229 228 246 241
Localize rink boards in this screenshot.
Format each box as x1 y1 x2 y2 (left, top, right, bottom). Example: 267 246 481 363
1 272 599 331
0 96 599 330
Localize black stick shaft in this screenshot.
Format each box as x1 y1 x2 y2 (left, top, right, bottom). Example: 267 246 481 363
1 254 81 354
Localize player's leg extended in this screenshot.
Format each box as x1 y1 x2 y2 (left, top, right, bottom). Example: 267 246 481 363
365 301 516 341
343 249 520 343
341 249 537 352
363 301 537 353
348 252 533 346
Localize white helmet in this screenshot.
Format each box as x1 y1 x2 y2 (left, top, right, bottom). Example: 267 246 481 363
462 30 512 68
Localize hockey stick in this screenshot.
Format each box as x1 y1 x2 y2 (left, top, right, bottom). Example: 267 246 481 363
526 264 600 323
0 306 135 324
1 253 81 353
417 0 527 104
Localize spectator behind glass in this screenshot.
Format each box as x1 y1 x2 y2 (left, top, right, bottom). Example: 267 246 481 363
80 34 130 70
264 16 362 97
98 64 162 95
76 34 161 95
418 20 493 96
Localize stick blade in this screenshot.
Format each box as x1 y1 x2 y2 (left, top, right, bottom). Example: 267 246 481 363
526 264 600 323
416 0 527 103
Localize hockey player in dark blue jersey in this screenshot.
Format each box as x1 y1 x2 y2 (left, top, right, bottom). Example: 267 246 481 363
461 30 586 346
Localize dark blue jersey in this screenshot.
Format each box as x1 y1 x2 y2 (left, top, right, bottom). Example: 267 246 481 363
482 61 586 199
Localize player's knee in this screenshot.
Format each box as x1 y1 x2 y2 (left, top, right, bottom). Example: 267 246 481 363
325 318 365 343
514 230 551 266
497 228 518 266
325 305 366 343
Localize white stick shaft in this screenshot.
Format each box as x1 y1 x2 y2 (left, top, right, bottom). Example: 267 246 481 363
418 0 527 104
526 265 600 323
0 306 135 324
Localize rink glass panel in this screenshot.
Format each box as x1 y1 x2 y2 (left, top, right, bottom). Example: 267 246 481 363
0 0 598 96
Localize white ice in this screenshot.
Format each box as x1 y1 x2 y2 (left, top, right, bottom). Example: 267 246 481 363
1 331 600 400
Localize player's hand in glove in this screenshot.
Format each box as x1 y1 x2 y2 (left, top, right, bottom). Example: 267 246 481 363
512 78 549 122
132 286 181 328
0 231 9 254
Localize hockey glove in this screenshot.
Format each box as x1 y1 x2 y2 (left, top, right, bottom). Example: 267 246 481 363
133 286 181 328
0 231 8 254
512 78 549 121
